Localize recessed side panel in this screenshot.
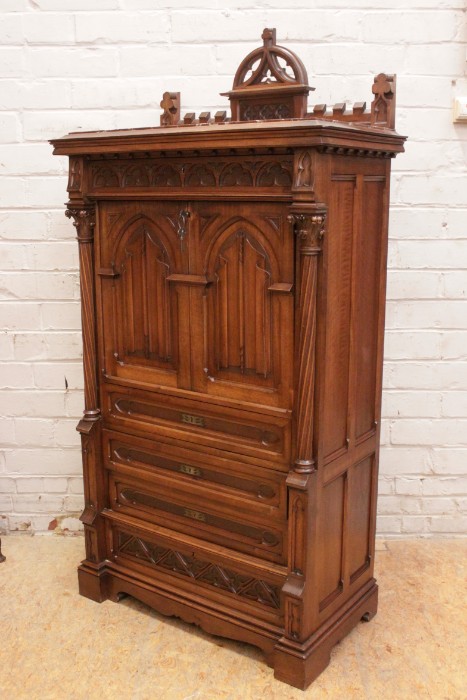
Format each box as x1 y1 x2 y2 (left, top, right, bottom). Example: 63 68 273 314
347 455 374 584
321 176 355 461
317 474 345 611
353 177 386 442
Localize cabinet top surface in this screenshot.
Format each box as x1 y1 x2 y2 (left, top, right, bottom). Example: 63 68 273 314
50 118 405 156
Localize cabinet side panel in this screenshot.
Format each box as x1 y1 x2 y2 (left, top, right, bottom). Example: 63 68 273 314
321 178 355 460
347 455 373 584
317 474 345 610
353 179 385 441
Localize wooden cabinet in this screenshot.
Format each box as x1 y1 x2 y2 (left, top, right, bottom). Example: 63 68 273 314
51 29 405 690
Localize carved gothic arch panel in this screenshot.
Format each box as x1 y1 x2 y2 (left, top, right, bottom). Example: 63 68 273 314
111 212 181 273
204 219 280 382
204 216 281 282
110 216 178 369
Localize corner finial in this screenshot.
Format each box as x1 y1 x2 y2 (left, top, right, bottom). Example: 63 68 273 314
262 28 276 46
160 91 181 127
370 73 396 129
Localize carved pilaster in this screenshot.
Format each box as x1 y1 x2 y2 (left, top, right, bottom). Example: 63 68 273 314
281 470 317 644
283 484 307 640
65 205 99 423
65 204 107 570
288 207 326 473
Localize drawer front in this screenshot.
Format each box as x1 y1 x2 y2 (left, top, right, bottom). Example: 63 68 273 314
103 385 291 468
109 525 284 615
103 430 286 518
108 473 286 564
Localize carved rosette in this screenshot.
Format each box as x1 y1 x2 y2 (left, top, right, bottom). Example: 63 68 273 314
288 208 326 473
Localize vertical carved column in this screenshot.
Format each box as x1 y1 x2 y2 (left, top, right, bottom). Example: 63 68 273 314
279 149 326 651
279 205 325 649
288 209 326 473
65 204 107 595
65 206 99 423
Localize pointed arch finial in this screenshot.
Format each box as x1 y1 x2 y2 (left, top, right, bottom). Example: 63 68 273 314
262 28 276 46
221 28 314 122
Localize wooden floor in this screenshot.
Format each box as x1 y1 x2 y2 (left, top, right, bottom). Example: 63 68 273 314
1 536 465 699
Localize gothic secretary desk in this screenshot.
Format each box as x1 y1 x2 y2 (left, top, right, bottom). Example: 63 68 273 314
51 29 405 690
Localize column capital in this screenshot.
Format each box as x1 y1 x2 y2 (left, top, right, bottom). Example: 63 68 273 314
65 204 96 243
288 205 326 255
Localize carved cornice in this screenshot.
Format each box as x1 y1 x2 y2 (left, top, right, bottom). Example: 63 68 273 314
65 205 96 243
317 145 394 158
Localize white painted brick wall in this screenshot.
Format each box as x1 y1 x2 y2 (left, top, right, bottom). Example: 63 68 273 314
0 1 466 537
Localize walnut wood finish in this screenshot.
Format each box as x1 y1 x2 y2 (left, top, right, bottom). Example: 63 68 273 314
51 29 405 690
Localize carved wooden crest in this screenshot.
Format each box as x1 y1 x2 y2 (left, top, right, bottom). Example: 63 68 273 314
222 28 314 122
155 28 399 132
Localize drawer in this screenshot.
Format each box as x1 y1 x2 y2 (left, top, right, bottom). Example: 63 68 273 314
102 384 291 468
103 429 287 519
107 472 286 564
107 523 285 618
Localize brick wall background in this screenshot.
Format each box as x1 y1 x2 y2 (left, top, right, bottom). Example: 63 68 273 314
1 0 466 537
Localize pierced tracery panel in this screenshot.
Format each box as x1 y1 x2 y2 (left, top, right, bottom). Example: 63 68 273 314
233 28 308 89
